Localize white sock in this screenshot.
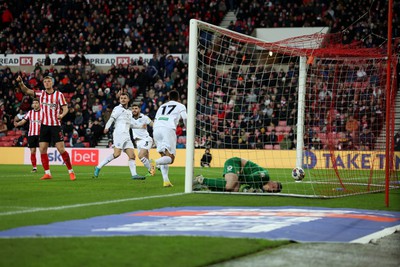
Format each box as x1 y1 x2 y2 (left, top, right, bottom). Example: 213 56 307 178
45 170 51 175
156 156 172 165
68 169 74 174
160 165 170 182
140 157 151 171
128 159 137 176
98 154 115 169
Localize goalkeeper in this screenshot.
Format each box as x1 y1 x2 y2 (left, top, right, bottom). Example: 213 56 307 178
193 157 282 193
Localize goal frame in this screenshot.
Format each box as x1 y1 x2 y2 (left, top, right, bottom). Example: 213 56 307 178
185 19 398 199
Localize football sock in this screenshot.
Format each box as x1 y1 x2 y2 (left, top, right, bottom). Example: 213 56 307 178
160 165 170 182
203 178 226 190
61 151 72 170
156 156 172 165
31 153 37 168
98 154 115 168
128 159 137 176
140 157 151 171
41 153 50 172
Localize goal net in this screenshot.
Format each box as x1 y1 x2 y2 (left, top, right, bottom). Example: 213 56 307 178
185 19 399 197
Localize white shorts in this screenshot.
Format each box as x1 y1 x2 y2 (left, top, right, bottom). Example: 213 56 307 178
153 128 176 155
136 137 153 154
113 133 134 150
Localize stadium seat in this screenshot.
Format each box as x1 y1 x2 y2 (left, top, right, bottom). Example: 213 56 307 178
278 121 287 127
273 144 281 150
264 145 273 150
178 136 187 144
267 126 274 133
83 142 90 147
0 141 13 147
284 126 292 133
275 126 284 133
7 131 16 136
2 136 15 142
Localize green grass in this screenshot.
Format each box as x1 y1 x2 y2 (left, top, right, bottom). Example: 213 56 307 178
0 165 399 267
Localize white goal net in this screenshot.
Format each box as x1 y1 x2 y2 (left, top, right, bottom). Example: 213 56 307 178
185 19 399 198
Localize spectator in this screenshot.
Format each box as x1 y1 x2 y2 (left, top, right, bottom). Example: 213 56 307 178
90 119 104 147
395 131 400 151
0 118 8 137
200 148 212 168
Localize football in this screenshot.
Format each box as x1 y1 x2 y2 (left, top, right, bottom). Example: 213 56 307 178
292 167 305 181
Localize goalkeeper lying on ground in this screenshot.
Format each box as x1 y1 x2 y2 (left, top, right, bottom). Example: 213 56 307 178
193 157 282 193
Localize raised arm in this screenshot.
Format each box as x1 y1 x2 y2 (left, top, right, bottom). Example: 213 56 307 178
16 76 35 98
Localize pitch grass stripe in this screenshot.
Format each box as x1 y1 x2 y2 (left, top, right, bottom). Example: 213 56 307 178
0 193 185 216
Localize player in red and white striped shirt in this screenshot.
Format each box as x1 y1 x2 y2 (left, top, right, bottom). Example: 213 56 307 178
14 98 41 173
16 75 76 181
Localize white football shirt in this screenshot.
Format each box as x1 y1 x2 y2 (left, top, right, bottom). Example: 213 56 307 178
108 104 132 135
154 100 187 130
131 113 152 140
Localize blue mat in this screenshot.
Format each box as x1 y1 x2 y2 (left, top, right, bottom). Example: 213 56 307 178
1 206 399 243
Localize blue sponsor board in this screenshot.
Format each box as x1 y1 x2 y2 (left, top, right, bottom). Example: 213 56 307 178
1 206 399 242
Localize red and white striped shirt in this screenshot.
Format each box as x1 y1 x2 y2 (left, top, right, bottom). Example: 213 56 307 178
24 109 42 136
34 90 67 126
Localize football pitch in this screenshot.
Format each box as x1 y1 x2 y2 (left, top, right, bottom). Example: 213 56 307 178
0 165 399 267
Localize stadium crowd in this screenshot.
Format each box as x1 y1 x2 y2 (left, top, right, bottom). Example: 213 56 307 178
0 0 398 150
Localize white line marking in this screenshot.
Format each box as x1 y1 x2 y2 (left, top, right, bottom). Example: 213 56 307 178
350 225 400 244
0 193 186 216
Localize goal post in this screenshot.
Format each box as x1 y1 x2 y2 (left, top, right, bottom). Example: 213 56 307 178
185 19 399 198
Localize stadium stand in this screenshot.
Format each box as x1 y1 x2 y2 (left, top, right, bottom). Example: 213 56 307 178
0 0 398 148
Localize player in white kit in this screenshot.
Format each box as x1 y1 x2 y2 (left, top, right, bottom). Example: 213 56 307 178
93 92 145 180
152 90 187 187
131 104 155 176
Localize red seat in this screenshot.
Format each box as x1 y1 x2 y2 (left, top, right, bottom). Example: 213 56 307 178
0 141 14 147
83 142 90 147
7 131 16 136
278 121 287 126
264 145 273 150
273 144 281 150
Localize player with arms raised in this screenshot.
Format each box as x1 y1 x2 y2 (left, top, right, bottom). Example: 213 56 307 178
94 93 145 180
152 90 187 187
16 76 76 180
14 98 41 173
131 104 155 176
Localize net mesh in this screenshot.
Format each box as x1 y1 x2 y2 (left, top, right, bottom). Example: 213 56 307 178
191 20 399 197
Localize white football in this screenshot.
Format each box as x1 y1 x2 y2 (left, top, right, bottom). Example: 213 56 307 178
292 167 305 181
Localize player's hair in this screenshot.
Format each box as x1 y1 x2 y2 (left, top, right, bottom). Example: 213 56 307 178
120 92 130 99
131 103 139 108
276 182 283 192
169 90 180 101
43 76 52 81
32 98 39 103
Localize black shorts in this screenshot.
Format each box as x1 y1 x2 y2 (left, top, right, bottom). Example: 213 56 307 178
39 125 64 144
27 135 40 148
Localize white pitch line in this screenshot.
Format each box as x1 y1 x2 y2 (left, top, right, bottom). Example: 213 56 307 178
0 193 186 216
350 225 400 244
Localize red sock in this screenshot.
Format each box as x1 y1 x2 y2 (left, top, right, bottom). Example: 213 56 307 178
31 153 37 168
61 151 72 170
41 153 49 171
